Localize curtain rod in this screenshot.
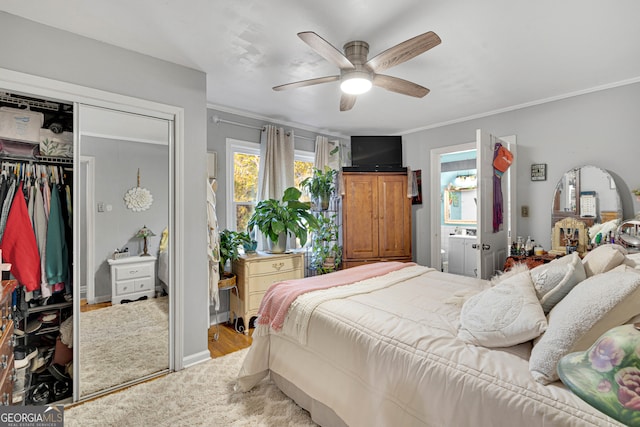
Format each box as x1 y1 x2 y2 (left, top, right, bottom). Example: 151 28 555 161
212 116 315 141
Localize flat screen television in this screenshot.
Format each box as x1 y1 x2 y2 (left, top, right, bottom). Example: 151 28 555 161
349 135 404 171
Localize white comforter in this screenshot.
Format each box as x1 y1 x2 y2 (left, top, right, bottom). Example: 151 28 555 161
237 265 622 427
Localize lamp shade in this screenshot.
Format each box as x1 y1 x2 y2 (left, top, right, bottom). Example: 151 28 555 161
135 225 156 239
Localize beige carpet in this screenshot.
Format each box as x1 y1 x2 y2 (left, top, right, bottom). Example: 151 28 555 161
79 296 169 396
66 348 316 426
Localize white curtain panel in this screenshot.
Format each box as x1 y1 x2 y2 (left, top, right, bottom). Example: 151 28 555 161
314 136 342 171
314 136 330 170
256 125 295 250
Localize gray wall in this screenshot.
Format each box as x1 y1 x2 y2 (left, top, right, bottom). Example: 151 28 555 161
82 137 169 299
404 82 640 266
0 12 209 362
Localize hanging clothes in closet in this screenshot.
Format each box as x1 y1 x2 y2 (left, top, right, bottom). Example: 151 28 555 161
0 160 73 301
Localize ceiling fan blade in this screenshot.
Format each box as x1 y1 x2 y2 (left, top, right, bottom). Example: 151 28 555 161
365 31 441 73
273 75 340 91
373 75 430 98
298 32 356 70
340 94 357 111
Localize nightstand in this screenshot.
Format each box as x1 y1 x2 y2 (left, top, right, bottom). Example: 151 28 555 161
108 256 157 304
231 252 304 333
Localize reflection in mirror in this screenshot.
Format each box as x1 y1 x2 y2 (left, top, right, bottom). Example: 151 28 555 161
78 106 170 399
444 188 477 224
551 165 622 254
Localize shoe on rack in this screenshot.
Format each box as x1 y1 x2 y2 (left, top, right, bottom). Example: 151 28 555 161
30 383 50 405
26 319 42 334
47 363 70 382
14 345 38 369
53 380 71 400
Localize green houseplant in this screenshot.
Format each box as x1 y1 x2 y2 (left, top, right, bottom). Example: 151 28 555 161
218 229 252 273
310 213 342 274
300 167 338 211
248 187 318 253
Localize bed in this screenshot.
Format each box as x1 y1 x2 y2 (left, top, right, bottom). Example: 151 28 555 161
237 245 640 426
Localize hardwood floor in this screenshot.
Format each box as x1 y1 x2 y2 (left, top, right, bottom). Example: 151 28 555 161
81 300 251 358
208 322 253 358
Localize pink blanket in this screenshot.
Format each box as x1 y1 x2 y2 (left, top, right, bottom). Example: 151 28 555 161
256 261 416 331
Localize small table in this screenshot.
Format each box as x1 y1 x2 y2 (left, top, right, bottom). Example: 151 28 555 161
108 256 157 304
503 253 560 272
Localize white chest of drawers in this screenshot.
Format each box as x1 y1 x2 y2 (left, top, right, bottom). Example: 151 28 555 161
107 256 157 304
231 251 304 333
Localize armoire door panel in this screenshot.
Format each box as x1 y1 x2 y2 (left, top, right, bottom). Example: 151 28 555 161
378 175 411 257
343 174 379 259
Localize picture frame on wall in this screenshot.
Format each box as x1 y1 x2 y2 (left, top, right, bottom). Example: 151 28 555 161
531 163 547 181
412 170 423 205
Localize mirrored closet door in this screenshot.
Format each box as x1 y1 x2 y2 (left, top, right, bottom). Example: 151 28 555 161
76 105 172 400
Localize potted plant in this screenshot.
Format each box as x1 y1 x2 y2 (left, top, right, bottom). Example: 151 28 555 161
300 167 338 211
218 230 245 285
248 187 318 253
310 213 342 274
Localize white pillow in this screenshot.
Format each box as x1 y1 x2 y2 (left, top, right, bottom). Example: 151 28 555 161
529 252 586 314
458 270 547 347
624 252 640 269
529 265 640 384
581 244 627 277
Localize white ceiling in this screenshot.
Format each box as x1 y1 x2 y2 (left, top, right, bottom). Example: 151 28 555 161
3 1 640 137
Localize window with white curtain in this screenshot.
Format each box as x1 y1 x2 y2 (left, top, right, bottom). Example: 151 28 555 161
226 138 314 232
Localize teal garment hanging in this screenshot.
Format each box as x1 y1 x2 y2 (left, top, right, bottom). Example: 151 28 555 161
45 184 68 285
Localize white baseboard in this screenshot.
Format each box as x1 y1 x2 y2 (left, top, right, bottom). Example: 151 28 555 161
182 350 211 369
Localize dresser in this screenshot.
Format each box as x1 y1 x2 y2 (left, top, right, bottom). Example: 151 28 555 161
107 256 157 304
232 252 304 333
0 280 17 405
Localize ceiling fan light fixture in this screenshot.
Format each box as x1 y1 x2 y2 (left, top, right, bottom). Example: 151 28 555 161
340 71 372 95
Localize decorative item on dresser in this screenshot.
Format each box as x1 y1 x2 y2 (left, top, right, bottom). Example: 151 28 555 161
503 253 560 272
231 252 304 334
0 279 16 406
107 256 157 304
342 171 412 268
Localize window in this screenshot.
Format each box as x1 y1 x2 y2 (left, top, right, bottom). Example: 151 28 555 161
226 138 314 232
294 152 314 202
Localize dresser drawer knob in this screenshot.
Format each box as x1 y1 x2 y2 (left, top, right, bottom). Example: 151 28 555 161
129 269 139 275
272 262 284 271
8 336 15 348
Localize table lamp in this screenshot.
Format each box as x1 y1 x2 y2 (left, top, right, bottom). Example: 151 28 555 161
135 225 156 256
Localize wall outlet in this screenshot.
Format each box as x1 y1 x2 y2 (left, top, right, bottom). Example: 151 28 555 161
521 205 529 217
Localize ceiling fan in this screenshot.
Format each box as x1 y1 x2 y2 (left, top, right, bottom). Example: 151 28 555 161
273 31 441 111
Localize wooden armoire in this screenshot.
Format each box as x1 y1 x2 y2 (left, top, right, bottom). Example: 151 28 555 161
342 171 412 268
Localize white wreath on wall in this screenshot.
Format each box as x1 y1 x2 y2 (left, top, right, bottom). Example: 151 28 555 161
124 186 153 211
124 168 153 212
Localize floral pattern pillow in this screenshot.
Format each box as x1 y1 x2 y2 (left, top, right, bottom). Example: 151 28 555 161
558 323 640 426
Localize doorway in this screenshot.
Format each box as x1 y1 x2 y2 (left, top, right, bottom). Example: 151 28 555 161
430 142 476 275
430 133 516 279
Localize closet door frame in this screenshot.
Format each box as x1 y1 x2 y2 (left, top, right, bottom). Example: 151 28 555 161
0 68 185 399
